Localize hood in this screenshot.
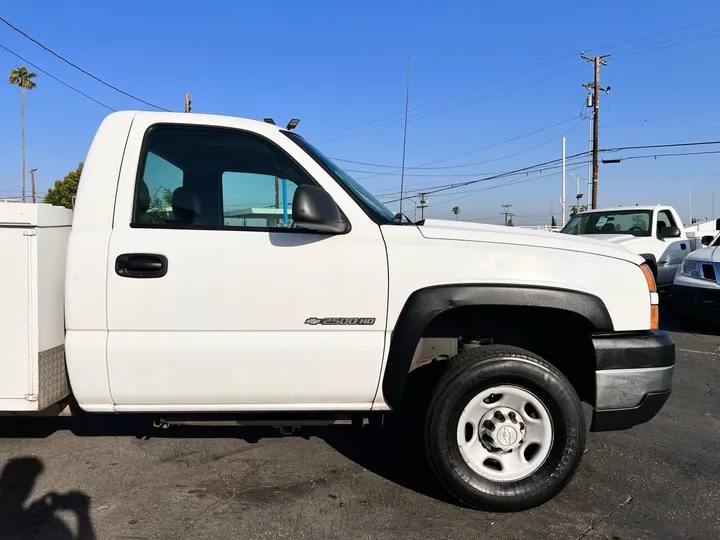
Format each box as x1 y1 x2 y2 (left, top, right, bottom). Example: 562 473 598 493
568 233 642 245
417 219 643 263
686 245 720 263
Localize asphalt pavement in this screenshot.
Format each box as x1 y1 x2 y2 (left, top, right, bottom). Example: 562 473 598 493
0 311 718 540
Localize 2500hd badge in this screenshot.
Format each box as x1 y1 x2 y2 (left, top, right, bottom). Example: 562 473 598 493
304 317 376 326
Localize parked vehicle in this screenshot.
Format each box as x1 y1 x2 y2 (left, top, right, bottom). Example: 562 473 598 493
560 205 689 288
672 232 720 326
0 111 675 511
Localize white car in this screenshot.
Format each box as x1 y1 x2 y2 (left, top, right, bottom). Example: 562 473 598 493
673 232 720 326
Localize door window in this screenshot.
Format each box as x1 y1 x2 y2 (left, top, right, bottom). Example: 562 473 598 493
657 210 676 236
131 125 318 230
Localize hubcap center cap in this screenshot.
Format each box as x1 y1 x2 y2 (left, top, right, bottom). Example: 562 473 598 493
480 406 526 453
496 425 518 446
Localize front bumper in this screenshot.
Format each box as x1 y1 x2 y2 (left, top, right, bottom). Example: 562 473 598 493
589 330 675 432
672 284 720 318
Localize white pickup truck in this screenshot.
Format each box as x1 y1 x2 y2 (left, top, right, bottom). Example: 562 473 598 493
560 205 689 288
0 111 674 511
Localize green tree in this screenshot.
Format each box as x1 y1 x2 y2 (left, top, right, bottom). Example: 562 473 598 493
8 66 38 202
551 215 557 227
452 206 461 220
570 203 586 216
44 163 83 208
149 188 174 219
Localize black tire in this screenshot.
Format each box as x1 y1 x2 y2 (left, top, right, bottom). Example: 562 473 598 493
424 344 586 511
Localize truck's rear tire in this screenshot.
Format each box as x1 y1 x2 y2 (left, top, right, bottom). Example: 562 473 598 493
424 345 586 511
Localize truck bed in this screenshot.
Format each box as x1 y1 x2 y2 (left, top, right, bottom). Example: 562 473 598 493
0 203 73 411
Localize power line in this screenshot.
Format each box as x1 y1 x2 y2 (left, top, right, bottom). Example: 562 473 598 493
427 164 590 207
610 149 720 161
341 117 584 180
381 152 590 204
408 118 583 169
603 108 720 129
0 43 115 111
314 20 720 146
311 54 578 142
379 139 720 205
316 64 586 145
0 16 170 111
587 19 720 54
603 140 720 152
611 28 720 61
373 160 587 198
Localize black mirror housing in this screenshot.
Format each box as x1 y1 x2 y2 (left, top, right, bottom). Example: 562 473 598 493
292 185 349 234
701 235 714 246
659 225 681 239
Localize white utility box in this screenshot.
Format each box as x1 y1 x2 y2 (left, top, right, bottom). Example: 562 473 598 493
0 203 73 411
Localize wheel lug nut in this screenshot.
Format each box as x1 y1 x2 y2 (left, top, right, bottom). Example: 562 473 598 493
508 411 517 423
483 420 494 430
494 411 505 422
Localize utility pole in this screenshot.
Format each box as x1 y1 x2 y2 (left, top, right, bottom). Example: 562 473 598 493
501 204 512 226
30 168 37 203
581 52 610 209
687 174 692 224
418 192 428 220
561 137 566 226
184 92 192 113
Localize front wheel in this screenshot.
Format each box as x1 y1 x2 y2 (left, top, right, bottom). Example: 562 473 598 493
425 345 586 511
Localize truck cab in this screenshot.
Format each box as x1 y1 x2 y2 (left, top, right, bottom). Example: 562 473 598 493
560 205 688 288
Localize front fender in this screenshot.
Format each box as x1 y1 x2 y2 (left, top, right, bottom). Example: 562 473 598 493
380 284 613 411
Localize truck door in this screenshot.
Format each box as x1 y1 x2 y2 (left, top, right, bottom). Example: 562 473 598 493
656 208 687 286
105 120 389 410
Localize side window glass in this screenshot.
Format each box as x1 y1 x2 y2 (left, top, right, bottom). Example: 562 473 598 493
142 152 182 223
132 125 318 230
222 173 299 228
657 210 676 234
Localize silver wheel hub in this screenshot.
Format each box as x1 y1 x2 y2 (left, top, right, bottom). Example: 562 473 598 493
480 407 526 453
456 385 554 482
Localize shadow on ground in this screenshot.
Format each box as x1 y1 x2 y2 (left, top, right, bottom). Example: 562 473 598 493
0 413 458 508
0 456 96 540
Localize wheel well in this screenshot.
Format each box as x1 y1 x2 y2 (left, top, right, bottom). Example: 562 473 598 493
399 305 596 412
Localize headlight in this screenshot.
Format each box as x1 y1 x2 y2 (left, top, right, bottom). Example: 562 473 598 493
680 260 700 278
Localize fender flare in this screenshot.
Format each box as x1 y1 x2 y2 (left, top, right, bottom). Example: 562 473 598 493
639 253 658 277
380 284 613 411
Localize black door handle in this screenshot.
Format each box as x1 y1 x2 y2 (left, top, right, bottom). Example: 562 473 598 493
116 253 168 278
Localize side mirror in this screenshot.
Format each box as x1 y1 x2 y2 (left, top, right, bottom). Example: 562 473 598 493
658 225 681 239
292 185 349 234
701 235 714 246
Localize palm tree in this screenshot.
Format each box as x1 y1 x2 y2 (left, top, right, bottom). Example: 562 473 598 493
9 66 38 202
452 206 461 220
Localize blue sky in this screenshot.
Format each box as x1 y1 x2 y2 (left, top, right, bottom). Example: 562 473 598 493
1 0 719 225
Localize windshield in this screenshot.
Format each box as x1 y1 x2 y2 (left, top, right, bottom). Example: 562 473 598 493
561 209 653 237
284 132 397 223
